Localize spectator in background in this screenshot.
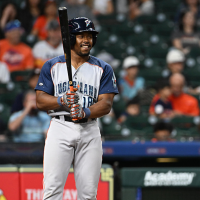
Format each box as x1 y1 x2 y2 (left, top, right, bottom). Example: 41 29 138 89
92 0 114 15
166 49 185 75
31 0 58 40
150 73 199 116
19 0 44 34
175 0 200 25
0 20 34 72
60 0 98 24
172 11 200 55
11 68 40 113
33 20 63 68
164 49 190 86
152 121 174 142
8 90 51 142
118 56 145 101
129 0 154 20
118 96 140 124
149 81 174 119
169 73 199 116
0 62 10 83
0 2 19 39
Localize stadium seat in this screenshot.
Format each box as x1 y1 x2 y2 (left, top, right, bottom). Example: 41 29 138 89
135 15 157 25
0 103 11 124
127 33 150 48
174 128 200 141
11 70 32 90
100 116 121 135
139 68 163 81
155 1 180 13
112 95 126 118
187 47 200 59
145 45 168 60
184 68 200 81
0 82 22 105
150 23 174 39
122 115 156 130
170 116 197 130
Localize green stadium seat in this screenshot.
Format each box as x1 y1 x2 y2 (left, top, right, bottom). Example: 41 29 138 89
145 45 168 60
0 82 22 105
11 70 32 90
184 68 200 81
135 15 157 25
150 23 174 38
127 33 149 48
174 127 200 141
112 95 126 118
21 34 38 48
122 115 156 130
139 68 163 81
140 105 150 115
100 116 121 135
185 58 198 69
155 1 180 13
0 103 11 124
187 47 200 58
170 116 197 130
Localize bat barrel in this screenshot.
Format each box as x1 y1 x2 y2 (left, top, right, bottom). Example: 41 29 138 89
58 7 73 90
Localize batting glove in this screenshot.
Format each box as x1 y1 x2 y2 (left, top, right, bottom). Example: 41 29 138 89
57 88 79 108
70 104 85 120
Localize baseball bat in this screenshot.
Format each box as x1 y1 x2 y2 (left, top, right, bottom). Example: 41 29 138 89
58 7 74 92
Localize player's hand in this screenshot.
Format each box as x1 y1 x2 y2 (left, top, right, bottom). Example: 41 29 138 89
61 88 79 108
70 104 85 121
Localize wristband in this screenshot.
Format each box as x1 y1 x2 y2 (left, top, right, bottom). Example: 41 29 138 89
57 96 63 106
83 108 91 118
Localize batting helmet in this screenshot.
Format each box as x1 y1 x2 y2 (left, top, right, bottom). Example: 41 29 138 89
68 17 98 47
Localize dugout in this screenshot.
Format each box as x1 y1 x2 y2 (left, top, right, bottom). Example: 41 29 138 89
121 168 200 200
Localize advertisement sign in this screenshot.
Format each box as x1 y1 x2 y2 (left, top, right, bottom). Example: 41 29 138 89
19 165 113 200
121 168 200 187
0 166 20 200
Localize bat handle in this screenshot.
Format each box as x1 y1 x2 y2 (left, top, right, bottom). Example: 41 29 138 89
69 85 74 92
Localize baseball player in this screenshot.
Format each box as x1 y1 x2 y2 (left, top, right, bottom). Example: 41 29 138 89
35 17 118 200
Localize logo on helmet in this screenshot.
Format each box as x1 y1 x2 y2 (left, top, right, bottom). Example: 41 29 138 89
85 19 90 27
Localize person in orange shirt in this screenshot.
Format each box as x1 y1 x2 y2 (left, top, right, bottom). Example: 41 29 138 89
0 20 34 72
31 0 59 40
150 73 199 116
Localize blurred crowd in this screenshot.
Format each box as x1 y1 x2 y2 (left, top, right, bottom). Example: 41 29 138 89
0 0 200 143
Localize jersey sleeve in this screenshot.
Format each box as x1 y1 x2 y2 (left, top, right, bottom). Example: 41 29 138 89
35 61 54 95
99 64 119 95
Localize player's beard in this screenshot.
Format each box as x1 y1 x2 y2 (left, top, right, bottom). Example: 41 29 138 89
78 43 91 56
77 50 90 56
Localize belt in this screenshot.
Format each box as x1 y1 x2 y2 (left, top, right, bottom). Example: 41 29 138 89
55 115 95 123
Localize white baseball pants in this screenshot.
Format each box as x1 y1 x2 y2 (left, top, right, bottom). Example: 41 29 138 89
43 117 102 200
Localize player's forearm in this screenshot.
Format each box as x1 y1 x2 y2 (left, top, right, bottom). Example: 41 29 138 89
36 91 60 111
88 98 113 119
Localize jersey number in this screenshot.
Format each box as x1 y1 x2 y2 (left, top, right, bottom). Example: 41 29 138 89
82 96 94 108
